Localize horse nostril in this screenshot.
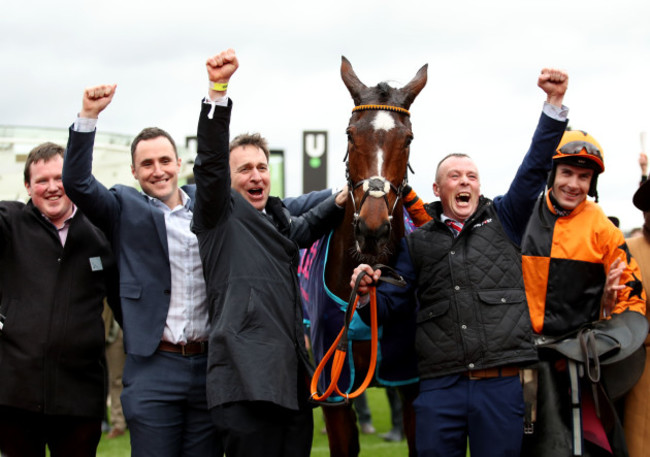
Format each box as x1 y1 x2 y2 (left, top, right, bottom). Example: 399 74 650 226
375 222 391 241
354 219 391 252
355 219 369 239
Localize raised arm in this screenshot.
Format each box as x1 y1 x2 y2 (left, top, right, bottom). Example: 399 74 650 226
496 68 569 245
191 49 239 232
640 152 648 185
62 84 121 235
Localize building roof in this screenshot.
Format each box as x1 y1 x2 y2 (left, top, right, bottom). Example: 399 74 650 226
0 125 195 201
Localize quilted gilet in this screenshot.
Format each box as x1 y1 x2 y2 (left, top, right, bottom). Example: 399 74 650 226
407 198 537 379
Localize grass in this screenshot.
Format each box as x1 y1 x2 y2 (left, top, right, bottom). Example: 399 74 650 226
96 387 408 456
311 387 409 457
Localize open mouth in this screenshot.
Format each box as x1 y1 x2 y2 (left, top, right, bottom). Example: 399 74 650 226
456 192 471 204
248 188 263 197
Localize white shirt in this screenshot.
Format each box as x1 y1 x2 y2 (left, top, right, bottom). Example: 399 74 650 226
145 190 209 344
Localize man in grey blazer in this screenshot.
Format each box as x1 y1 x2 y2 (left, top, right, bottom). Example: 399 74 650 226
62 84 329 457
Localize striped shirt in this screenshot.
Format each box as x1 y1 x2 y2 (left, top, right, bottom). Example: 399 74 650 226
147 189 209 344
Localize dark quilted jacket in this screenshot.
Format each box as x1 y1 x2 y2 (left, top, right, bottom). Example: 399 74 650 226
407 198 537 378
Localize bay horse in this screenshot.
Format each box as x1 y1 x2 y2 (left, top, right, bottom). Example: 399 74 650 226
300 57 427 457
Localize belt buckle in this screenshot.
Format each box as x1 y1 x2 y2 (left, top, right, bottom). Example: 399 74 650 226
181 341 206 356
524 422 534 435
467 371 481 380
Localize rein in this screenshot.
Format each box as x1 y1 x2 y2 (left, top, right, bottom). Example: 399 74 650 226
309 264 406 405
345 104 411 222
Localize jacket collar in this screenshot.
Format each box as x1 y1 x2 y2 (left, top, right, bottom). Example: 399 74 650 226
545 189 588 217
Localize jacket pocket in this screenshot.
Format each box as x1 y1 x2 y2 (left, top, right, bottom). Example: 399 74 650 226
477 289 525 306
416 299 450 324
120 283 142 299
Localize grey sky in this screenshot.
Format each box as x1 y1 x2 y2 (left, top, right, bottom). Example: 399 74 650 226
2 0 649 230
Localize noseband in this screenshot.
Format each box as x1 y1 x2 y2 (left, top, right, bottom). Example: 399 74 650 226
345 104 410 222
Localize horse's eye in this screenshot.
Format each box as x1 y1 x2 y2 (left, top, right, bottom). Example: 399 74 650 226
346 127 356 145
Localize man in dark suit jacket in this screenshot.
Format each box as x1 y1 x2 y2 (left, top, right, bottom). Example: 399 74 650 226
191 49 347 457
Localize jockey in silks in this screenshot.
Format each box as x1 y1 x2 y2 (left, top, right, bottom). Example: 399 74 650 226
519 129 646 457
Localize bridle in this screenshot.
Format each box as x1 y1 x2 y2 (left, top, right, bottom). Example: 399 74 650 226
344 104 411 222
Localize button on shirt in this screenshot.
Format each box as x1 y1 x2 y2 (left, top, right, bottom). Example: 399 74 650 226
147 190 209 344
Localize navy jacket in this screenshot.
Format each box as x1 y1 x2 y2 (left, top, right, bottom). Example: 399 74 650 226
63 129 193 356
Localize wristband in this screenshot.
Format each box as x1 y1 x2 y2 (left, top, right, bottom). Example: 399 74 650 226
211 82 229 92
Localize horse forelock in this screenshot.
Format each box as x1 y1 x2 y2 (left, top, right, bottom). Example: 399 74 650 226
374 82 393 103
362 81 405 107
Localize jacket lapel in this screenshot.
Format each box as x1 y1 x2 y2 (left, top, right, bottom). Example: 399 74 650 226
145 195 170 259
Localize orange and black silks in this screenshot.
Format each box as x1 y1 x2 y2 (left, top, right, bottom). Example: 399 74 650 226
402 185 432 228
521 191 645 336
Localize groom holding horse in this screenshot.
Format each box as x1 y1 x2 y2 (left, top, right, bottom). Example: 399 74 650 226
352 68 569 457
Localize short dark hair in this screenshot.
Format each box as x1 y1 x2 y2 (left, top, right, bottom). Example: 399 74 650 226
229 133 270 161
435 153 472 183
130 127 177 163
24 142 64 183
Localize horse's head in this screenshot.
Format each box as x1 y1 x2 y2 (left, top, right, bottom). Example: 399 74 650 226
341 57 427 261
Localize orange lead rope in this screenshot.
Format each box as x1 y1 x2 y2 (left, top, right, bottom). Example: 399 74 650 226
309 265 405 405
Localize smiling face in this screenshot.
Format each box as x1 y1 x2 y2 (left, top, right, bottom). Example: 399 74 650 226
230 144 270 211
131 136 181 209
551 163 593 210
25 154 73 228
433 155 480 223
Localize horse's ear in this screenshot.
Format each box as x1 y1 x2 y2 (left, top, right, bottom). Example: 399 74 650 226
341 56 367 106
401 63 428 109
